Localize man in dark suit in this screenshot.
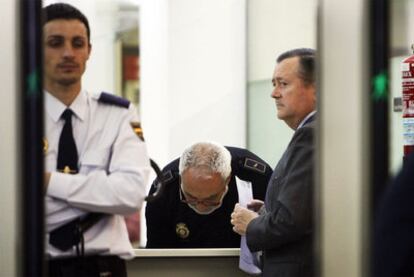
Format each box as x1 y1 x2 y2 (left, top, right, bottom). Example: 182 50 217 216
231 48 316 277
145 142 272 248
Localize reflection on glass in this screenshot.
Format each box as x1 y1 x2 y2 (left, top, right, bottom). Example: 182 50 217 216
389 0 414 174
43 0 318 251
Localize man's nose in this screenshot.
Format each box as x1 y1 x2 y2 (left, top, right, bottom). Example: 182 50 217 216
271 87 280 98
62 44 75 57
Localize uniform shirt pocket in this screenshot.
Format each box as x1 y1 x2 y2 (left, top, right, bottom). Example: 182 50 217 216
79 148 111 173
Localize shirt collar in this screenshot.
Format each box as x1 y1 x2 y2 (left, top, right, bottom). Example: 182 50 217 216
70 90 87 121
297 110 317 129
45 90 88 122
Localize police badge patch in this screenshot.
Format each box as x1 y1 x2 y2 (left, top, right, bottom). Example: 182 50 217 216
175 223 190 239
244 157 266 174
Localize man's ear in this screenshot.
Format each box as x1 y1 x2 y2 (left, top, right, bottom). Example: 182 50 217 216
311 84 317 101
306 83 317 102
225 175 231 185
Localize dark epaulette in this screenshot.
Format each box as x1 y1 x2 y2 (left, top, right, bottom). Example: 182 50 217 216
242 157 267 175
162 170 175 184
153 169 176 190
98 92 130 109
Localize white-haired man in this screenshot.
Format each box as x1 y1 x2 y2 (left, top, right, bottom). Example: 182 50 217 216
145 142 272 248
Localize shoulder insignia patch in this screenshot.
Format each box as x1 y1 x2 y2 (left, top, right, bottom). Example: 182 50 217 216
162 170 174 184
153 170 175 190
98 92 130 108
244 158 266 174
130 122 144 141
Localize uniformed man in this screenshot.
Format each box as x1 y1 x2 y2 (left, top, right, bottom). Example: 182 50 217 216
43 3 150 276
145 142 272 248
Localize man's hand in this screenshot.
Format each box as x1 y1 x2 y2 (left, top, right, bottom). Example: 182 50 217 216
44 172 51 195
231 203 259 236
247 199 264 213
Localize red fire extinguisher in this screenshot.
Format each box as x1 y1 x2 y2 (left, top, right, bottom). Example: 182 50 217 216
401 44 414 159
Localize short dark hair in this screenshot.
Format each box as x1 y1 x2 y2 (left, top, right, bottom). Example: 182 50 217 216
43 3 91 44
277 48 316 85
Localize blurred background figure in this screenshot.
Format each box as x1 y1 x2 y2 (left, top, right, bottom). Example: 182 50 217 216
373 152 414 277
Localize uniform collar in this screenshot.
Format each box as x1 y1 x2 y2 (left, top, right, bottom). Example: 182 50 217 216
45 90 88 122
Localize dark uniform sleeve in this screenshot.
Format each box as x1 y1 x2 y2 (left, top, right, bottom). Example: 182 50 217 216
145 160 180 248
227 146 273 201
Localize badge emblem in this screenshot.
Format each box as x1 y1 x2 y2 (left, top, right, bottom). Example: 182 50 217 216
43 138 48 154
175 222 190 239
130 122 144 141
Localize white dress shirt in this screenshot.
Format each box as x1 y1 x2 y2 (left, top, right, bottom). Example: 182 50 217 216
44 90 151 259
297 110 317 130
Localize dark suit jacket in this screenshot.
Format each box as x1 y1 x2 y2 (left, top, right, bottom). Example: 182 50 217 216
246 118 315 277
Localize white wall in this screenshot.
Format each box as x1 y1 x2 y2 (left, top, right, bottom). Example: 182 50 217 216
248 0 318 82
0 1 18 276
247 0 317 166
139 0 247 167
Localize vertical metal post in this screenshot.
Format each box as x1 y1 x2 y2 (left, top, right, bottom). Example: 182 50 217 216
369 1 389 276
20 0 44 276
318 0 370 276
370 0 389 211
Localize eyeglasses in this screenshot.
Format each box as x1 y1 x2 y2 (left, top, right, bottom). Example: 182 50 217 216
179 184 228 207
